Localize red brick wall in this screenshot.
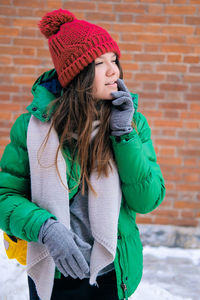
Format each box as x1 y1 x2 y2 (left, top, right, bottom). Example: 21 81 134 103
0 0 200 227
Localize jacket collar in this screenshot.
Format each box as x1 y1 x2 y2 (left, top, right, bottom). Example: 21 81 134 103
26 69 62 122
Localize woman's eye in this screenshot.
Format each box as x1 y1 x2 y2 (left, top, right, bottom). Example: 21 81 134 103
95 59 117 66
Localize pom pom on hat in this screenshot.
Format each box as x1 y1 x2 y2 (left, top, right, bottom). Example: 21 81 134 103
38 8 75 38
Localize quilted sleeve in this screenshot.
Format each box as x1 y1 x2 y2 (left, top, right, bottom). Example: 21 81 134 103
110 112 165 214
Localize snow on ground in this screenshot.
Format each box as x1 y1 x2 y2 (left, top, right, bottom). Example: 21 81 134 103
143 245 200 266
0 229 199 300
131 282 192 300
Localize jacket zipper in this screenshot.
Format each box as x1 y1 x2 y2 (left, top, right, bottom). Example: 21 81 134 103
118 241 129 300
121 283 128 300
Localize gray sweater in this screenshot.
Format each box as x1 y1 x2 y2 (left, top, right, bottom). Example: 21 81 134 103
70 183 114 277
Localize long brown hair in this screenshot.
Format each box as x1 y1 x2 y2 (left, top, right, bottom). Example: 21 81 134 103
47 57 124 194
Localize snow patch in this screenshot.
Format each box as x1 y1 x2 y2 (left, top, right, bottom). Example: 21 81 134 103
132 282 192 300
143 245 200 265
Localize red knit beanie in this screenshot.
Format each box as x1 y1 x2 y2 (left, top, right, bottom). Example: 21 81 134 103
38 9 121 88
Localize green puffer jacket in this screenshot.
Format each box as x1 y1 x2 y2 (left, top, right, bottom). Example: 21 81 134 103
0 69 165 300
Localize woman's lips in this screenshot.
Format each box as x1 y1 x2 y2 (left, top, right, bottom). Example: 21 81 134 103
105 83 117 87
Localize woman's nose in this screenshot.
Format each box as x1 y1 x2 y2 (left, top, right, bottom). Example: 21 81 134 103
106 65 116 76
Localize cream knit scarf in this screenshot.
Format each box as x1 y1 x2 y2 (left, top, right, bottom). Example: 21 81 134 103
26 116 122 300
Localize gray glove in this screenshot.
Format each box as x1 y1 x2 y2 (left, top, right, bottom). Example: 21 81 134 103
110 79 135 136
38 218 90 279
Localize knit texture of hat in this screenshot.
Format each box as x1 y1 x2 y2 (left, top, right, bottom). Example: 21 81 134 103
38 9 121 88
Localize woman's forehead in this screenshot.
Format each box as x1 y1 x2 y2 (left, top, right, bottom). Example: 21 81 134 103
96 52 116 59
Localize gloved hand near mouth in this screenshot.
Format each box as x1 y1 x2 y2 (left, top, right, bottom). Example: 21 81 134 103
110 79 135 136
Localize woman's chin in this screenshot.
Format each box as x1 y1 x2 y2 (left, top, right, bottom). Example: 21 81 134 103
103 93 116 100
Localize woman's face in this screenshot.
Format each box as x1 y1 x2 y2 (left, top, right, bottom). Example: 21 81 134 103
92 52 120 100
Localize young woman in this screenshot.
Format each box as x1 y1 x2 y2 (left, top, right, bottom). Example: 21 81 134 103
0 9 165 300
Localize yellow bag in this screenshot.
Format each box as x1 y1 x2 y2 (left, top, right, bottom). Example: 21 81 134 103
3 232 27 265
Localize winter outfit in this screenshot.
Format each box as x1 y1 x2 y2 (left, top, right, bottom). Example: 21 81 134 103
0 8 165 300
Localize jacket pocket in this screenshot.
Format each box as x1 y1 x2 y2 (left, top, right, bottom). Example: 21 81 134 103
125 230 143 275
